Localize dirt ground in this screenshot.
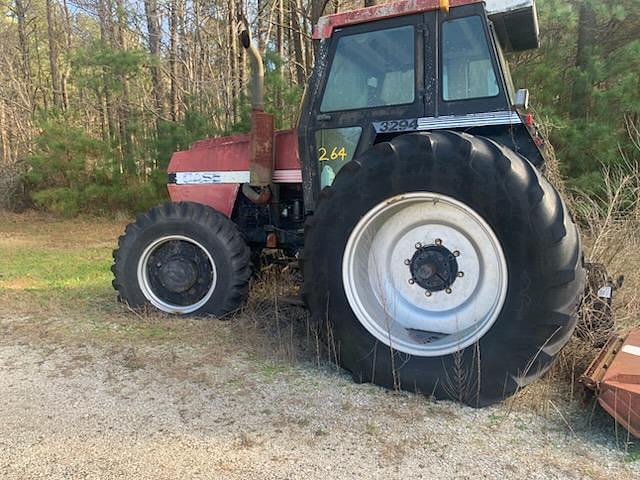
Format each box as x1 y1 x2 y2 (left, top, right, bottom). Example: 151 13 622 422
1 212 639 479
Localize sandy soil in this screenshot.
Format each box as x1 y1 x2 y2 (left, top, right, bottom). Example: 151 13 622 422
1 315 638 480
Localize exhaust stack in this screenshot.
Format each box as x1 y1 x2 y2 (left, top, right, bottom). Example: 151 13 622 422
240 26 274 187
240 30 264 111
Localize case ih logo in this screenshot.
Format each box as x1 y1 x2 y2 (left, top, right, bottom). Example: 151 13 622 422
173 171 251 185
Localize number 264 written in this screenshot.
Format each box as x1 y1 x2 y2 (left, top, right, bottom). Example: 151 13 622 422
318 146 347 161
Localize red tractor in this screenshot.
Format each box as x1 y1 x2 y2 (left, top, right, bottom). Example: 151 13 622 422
113 0 585 406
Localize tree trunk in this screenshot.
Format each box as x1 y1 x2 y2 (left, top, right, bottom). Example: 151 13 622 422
193 0 203 111
571 1 596 118
98 0 117 142
0 101 8 164
14 0 32 109
61 0 73 110
277 0 284 59
144 0 165 122
116 0 134 174
227 0 238 124
290 0 306 84
237 1 245 104
169 0 181 121
275 0 284 108
257 0 264 51
46 0 62 109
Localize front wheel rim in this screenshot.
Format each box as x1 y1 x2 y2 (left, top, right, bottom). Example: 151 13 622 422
137 235 217 314
342 192 508 357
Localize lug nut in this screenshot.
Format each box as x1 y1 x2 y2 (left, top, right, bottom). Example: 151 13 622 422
408 278 415 285
415 242 422 249
453 250 460 257
458 271 464 277
425 291 432 297
445 288 452 294
404 259 411 265
435 238 442 245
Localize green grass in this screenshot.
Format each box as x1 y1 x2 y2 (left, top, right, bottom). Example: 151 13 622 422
0 212 149 339
258 361 291 380
0 212 118 304
625 444 640 463
0 246 112 289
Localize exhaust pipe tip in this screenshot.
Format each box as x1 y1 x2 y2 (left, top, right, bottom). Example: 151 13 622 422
240 30 250 49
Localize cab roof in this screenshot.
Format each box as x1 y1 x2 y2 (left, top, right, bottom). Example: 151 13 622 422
312 0 480 40
312 0 539 52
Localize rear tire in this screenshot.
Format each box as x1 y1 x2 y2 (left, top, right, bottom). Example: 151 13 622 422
301 131 585 406
112 202 251 316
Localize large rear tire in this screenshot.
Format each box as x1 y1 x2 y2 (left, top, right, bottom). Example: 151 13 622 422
112 202 251 316
301 131 585 406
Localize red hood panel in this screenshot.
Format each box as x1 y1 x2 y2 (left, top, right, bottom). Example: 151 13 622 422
168 129 300 173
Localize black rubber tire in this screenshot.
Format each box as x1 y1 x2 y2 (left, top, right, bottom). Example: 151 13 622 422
301 131 585 407
112 201 251 316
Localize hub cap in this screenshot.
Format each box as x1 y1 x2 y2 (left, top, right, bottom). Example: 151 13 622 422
409 244 459 292
137 235 217 314
342 192 508 357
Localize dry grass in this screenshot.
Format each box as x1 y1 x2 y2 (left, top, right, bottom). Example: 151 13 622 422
572 163 640 330
508 134 640 417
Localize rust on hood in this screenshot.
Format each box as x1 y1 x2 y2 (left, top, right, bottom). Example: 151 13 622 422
581 327 640 438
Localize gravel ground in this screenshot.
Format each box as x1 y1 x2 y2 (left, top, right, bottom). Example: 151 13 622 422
2 212 639 479
1 323 639 480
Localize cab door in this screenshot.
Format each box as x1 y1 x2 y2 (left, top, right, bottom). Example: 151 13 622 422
298 13 431 212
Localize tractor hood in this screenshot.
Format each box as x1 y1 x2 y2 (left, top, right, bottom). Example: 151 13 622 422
166 129 301 217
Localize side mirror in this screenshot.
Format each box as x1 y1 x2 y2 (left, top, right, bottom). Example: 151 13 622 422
514 89 529 110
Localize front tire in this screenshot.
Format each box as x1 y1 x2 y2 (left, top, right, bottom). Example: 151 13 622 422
301 131 585 406
112 202 251 316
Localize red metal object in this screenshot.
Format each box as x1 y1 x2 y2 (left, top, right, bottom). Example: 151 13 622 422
313 0 480 39
167 183 240 217
581 328 640 438
274 129 301 170
173 132 251 171
167 129 301 217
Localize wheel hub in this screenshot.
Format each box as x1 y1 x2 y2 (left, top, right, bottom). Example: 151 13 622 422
159 257 198 293
138 236 217 313
409 244 458 292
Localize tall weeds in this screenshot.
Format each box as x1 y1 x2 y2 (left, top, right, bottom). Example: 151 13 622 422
511 122 640 412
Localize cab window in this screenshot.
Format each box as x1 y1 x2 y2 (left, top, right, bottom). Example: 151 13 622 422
320 26 415 112
442 16 499 101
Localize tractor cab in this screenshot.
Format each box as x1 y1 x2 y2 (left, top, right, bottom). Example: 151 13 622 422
298 0 543 211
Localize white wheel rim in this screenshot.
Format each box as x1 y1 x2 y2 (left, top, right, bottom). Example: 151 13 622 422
137 235 217 314
342 192 508 357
